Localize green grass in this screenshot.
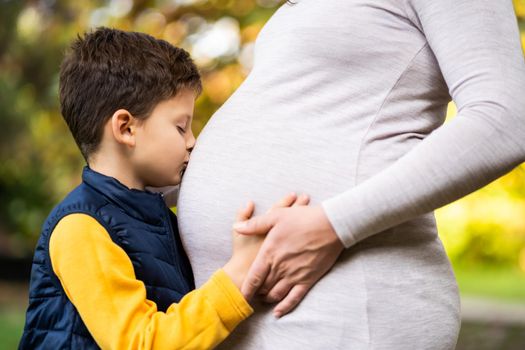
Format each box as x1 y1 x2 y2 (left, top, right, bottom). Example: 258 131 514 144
454 265 525 301
0 308 25 350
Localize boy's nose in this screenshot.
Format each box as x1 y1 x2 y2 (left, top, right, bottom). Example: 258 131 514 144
186 131 196 150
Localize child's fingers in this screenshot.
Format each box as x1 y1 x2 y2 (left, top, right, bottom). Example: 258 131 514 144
267 192 297 213
292 194 310 207
236 201 255 221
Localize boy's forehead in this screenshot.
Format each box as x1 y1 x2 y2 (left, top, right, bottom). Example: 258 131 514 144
162 91 195 109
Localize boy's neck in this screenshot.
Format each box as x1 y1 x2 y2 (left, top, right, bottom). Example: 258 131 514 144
88 154 145 191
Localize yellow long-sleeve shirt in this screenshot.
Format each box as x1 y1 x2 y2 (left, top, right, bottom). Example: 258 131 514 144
49 213 253 350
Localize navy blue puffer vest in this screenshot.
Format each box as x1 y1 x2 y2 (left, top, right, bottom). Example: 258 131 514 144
19 167 195 349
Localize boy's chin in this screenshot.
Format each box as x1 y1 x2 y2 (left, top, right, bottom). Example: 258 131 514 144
145 175 181 190
145 182 180 195
180 166 187 179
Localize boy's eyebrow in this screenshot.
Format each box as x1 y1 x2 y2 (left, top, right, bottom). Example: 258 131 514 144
180 114 191 124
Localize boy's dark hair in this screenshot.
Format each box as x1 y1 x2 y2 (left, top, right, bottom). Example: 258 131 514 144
59 27 202 161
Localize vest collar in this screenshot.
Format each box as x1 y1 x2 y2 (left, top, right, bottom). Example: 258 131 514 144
82 166 166 225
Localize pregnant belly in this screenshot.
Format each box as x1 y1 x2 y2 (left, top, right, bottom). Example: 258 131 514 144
177 100 359 285
177 99 459 348
176 115 373 346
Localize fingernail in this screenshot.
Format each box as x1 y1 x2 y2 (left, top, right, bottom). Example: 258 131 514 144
274 311 282 318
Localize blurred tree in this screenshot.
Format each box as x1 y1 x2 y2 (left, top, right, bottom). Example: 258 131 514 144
0 0 282 256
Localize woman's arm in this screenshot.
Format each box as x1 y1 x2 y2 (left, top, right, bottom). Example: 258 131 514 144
236 0 525 315
323 0 525 247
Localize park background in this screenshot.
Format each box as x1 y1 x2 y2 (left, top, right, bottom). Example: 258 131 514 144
1 0 524 348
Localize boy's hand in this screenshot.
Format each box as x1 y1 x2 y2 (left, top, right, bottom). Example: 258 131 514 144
223 193 310 296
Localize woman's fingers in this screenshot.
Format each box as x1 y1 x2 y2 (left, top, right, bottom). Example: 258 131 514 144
292 194 310 207
233 213 276 235
234 193 309 234
273 284 311 318
261 279 292 304
236 201 255 221
241 250 272 300
267 192 297 213
267 192 310 213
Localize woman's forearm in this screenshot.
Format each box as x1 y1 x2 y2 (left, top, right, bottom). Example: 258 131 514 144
322 0 525 247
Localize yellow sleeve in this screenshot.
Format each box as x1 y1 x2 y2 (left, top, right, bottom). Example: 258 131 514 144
49 213 253 350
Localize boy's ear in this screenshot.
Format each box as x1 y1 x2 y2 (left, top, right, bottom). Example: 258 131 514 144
110 109 138 147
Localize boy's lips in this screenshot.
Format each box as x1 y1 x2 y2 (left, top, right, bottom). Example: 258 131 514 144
180 162 189 177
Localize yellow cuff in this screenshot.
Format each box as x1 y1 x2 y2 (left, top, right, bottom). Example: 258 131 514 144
202 269 254 332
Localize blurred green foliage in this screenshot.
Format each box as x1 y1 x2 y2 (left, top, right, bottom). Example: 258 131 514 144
0 0 281 256
0 308 25 349
0 0 524 279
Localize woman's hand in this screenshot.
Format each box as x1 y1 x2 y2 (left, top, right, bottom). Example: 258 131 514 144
223 193 311 293
233 205 344 317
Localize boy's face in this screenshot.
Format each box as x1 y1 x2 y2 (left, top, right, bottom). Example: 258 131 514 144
132 88 196 188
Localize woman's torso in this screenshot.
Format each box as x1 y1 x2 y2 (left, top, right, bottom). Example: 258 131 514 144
178 1 460 348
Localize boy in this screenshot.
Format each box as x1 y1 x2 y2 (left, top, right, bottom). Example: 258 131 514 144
19 27 307 349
